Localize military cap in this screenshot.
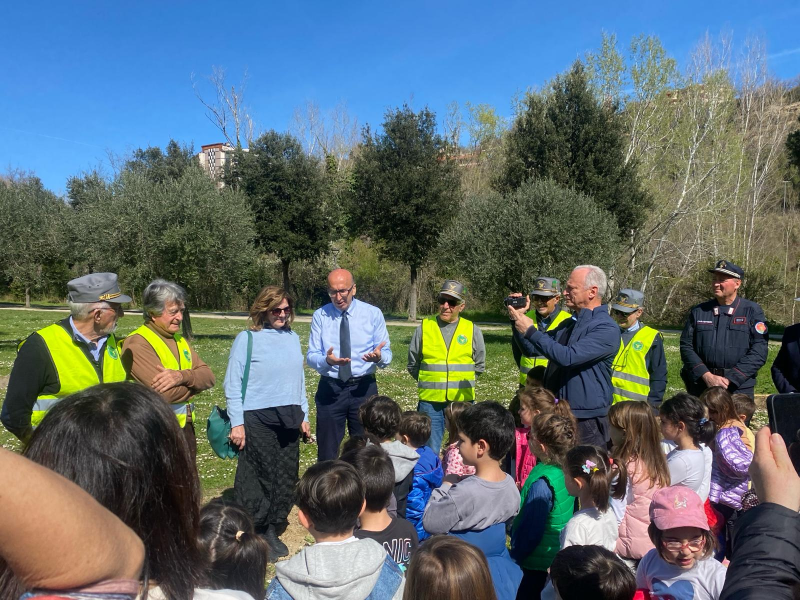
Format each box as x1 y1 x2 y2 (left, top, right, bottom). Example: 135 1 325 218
708 259 743 280
611 288 644 313
438 280 466 302
530 277 561 297
67 273 132 304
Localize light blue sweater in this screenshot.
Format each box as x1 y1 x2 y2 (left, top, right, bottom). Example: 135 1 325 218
224 328 309 428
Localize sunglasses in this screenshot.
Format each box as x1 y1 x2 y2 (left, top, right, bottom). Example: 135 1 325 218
662 537 705 552
438 297 462 307
270 307 291 316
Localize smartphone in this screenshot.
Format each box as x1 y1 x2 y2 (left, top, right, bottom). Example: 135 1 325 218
766 394 800 475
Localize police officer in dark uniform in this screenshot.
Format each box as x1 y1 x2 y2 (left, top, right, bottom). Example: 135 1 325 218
680 260 769 399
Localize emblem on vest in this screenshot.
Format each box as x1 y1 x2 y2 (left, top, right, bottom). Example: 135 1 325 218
632 340 644 351
456 334 468 345
183 348 192 362
108 346 118 359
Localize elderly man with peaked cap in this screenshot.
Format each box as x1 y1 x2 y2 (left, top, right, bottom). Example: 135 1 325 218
408 280 486 452
680 260 769 399
1 273 130 442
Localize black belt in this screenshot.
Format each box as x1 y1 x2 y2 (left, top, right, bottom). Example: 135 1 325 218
711 368 726 376
323 373 376 384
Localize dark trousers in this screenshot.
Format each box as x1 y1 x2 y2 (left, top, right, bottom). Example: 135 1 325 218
577 415 610 447
711 502 738 561
234 410 300 532
516 569 548 600
315 375 378 461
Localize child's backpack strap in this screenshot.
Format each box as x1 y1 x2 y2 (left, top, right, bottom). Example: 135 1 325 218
366 555 404 600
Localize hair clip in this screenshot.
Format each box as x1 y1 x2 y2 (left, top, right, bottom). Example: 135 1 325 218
554 398 559 404
235 530 244 541
582 459 597 474
608 457 614 465
698 418 708 426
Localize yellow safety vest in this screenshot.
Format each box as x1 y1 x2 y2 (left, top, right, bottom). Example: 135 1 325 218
417 317 476 403
611 325 661 404
31 324 127 426
129 325 196 428
518 308 572 385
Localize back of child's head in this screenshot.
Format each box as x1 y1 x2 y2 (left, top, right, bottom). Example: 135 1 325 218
339 434 368 456
563 445 626 511
608 401 670 488
297 460 365 534
731 393 756 426
549 545 635 600
519 386 577 430
529 412 577 465
459 401 515 461
197 499 270 600
444 401 470 445
648 486 716 561
525 366 547 388
399 411 431 448
659 392 716 446
699 386 739 427
359 395 401 442
402 535 497 600
339 445 395 513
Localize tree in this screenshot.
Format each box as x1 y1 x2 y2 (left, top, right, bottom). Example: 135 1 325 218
498 61 652 235
350 105 462 320
124 140 197 184
230 130 333 292
193 66 255 148
787 114 800 187
440 179 620 302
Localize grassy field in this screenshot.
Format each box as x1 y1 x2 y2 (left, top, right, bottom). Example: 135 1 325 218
0 308 782 498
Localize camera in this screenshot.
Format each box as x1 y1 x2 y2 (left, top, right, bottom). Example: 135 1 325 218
504 295 528 310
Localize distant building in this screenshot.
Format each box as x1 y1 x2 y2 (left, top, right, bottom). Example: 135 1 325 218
197 143 247 186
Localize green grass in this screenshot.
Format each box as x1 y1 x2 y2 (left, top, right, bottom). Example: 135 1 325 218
0 310 782 496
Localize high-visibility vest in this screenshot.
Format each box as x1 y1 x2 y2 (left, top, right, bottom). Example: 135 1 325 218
518 308 572 385
31 324 126 427
417 317 476 403
611 325 661 404
129 325 196 428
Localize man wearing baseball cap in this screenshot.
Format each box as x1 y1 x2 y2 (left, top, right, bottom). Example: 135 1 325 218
1 273 130 441
680 260 768 398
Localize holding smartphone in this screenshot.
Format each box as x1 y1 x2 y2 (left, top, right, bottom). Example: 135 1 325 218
766 393 800 475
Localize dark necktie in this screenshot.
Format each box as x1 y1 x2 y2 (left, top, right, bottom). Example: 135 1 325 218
339 311 352 382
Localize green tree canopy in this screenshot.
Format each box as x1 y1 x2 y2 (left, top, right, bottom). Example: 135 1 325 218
124 140 197 184
350 105 462 319
441 178 620 302
498 61 651 234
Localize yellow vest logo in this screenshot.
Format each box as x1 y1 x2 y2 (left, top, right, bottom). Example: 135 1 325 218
183 349 191 362
632 341 644 351
457 334 468 345
108 347 118 359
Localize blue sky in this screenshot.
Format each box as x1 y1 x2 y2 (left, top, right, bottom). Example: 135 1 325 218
2 1 799 194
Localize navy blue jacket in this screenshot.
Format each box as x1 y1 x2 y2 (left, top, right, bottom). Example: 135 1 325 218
516 305 620 418
772 323 800 394
680 297 769 396
406 446 443 541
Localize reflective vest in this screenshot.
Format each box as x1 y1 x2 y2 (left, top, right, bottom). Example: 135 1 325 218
129 325 196 427
31 324 127 427
518 308 572 385
611 325 661 404
417 317 476 403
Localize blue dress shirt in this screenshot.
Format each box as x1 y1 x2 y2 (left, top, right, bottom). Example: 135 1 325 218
69 316 108 362
306 298 392 378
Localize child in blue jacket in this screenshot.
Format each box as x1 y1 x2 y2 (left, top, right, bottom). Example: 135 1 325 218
399 411 444 541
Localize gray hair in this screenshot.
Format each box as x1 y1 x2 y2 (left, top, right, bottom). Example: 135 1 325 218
142 279 187 322
574 265 608 297
68 301 111 320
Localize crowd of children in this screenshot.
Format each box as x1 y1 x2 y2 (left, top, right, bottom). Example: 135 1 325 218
190 385 775 600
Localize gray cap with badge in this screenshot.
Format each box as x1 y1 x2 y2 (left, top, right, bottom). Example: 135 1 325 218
439 280 466 302
530 277 561 297
611 288 644 313
67 273 132 304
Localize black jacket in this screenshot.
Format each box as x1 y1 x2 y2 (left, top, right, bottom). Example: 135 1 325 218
772 323 800 394
721 503 800 600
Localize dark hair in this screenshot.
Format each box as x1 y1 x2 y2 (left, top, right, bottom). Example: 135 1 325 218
608 400 670 488
563 445 627 512
339 435 368 456
21 382 202 600
359 395 401 442
648 523 717 562
526 366 547 386
699 386 740 427
660 393 716 446
529 413 577 465
459 401 515 461
197 500 269 600
402 535 497 600
399 411 431 448
444 401 470 445
549 545 635 600
339 446 395 512
297 461 365 534
732 393 756 426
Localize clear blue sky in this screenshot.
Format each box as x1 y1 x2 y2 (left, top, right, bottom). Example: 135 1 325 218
2 1 798 194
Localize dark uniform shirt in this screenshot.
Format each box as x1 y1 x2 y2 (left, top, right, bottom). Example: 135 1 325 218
679 296 769 398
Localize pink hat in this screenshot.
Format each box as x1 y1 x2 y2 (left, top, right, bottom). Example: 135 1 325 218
649 486 709 531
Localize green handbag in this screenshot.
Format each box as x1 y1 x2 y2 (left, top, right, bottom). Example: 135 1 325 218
207 331 253 459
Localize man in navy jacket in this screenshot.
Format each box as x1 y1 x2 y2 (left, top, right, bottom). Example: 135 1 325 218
772 299 800 394
508 265 620 446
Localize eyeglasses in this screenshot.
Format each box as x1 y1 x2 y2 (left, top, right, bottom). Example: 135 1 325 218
328 284 355 298
270 307 291 316
438 297 462 307
662 537 705 552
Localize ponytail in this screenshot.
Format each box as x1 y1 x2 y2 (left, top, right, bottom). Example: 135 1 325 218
660 393 716 447
563 445 626 512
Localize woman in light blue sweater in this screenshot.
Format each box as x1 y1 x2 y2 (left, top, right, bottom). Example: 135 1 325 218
224 286 310 562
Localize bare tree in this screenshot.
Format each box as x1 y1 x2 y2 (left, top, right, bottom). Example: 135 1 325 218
192 66 255 148
291 100 360 170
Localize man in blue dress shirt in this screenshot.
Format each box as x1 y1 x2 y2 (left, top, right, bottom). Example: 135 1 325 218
307 268 392 460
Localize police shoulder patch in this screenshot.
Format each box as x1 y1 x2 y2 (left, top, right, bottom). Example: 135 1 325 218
754 322 767 335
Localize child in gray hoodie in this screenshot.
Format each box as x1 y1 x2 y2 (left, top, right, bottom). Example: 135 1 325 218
266 461 404 600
